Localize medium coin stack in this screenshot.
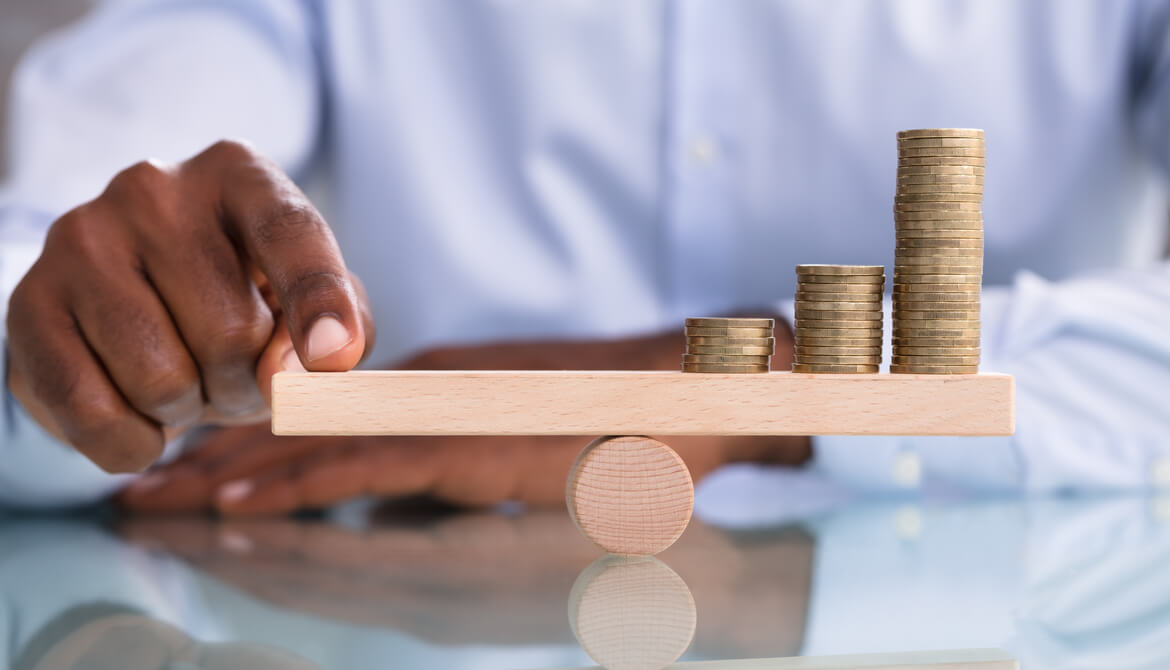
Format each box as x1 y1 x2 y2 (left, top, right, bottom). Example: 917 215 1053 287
892 128 984 374
682 317 775 373
791 265 885 373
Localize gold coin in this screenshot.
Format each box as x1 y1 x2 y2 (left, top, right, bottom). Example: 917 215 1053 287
795 291 883 303
796 274 886 284
892 327 981 338
897 175 984 185
685 327 774 337
893 281 987 292
896 230 984 241
795 354 881 365
893 346 981 356
898 165 985 176
795 282 884 293
898 156 987 167
894 303 980 315
889 364 979 374
896 238 984 249
896 128 985 140
795 334 882 345
794 310 882 321
683 354 772 364
894 205 982 215
894 294 980 305
795 327 883 338
895 211 984 223
895 192 983 203
794 300 885 311
795 346 882 356
894 208 984 219
893 272 983 283
893 337 980 347
896 269 984 279
795 334 882 344
791 363 880 374
892 355 981 366
897 137 985 149
893 325 978 334
896 183 984 195
685 317 775 329
895 247 983 258
795 264 885 276
899 147 986 158
681 362 771 373
896 254 984 265
687 345 775 355
686 336 775 346
893 310 982 321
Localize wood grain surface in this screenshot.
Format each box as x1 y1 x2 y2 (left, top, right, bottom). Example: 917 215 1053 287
568 554 696 670
565 436 694 556
272 371 1014 436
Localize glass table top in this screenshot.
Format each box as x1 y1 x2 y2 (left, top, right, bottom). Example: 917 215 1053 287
1 491 1167 670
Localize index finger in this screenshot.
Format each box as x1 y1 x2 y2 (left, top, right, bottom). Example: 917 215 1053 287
190 140 366 372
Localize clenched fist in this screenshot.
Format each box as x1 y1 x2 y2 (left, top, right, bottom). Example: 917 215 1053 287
5 140 373 474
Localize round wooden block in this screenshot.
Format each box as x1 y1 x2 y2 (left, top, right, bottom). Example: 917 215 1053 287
569 555 697 670
566 436 694 556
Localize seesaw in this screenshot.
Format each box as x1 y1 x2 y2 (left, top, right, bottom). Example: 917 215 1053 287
272 371 1014 555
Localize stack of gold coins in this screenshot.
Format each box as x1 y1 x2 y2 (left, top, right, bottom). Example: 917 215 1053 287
682 317 774 373
892 128 984 374
791 265 885 373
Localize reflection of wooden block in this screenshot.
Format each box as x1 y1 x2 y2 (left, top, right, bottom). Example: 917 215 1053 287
568 555 696 670
272 371 1014 436
537 648 1017 670
566 436 693 556
665 649 1018 669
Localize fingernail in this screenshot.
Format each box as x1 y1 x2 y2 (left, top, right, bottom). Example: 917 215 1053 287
281 348 304 372
219 530 254 554
218 479 255 505
128 472 168 493
306 315 352 362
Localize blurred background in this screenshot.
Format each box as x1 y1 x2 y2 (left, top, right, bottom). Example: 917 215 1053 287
0 0 93 180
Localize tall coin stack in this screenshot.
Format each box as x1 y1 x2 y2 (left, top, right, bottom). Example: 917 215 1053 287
682 317 774 373
892 128 984 374
791 265 885 373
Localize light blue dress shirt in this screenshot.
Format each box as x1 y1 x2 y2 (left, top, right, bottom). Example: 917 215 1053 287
2 0 1170 506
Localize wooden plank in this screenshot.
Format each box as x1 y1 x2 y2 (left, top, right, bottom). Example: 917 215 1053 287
272 371 1013 436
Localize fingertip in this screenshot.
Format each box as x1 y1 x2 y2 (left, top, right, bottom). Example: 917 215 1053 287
301 314 364 372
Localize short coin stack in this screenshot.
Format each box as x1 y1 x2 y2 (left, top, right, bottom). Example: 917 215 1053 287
682 317 774 373
892 128 984 374
791 265 885 373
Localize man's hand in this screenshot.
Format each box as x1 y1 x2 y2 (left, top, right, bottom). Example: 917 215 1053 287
5 140 373 474
118 330 810 515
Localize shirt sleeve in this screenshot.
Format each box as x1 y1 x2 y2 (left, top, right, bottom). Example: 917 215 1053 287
0 0 321 508
812 266 1170 493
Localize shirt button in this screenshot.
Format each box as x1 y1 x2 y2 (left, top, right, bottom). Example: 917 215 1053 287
894 505 923 540
688 136 717 163
892 451 922 488
1152 459 1170 488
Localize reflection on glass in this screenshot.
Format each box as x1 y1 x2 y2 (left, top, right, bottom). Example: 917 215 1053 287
2 497 1169 668
568 555 696 670
13 604 319 670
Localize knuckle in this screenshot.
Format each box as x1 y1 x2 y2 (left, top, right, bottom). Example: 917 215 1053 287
107 160 172 200
201 316 274 366
93 441 163 475
203 138 258 165
134 366 200 416
250 202 325 248
285 269 347 303
67 399 159 474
